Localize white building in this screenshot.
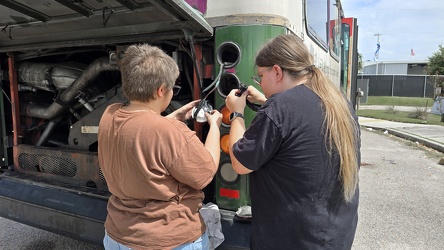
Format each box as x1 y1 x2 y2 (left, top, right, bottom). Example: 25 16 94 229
362 60 428 75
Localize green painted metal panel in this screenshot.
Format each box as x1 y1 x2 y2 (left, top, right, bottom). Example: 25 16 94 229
213 25 287 210
214 25 287 125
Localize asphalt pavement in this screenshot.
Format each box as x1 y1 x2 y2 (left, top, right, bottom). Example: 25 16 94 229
358 106 444 155
353 128 444 249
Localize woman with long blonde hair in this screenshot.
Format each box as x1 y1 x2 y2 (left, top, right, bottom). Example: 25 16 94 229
225 34 360 249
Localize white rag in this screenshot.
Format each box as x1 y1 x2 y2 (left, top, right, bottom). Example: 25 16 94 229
199 202 225 250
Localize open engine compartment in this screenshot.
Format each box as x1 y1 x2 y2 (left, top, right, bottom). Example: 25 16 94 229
4 42 210 190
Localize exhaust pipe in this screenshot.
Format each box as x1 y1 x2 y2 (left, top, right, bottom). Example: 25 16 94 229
21 57 119 120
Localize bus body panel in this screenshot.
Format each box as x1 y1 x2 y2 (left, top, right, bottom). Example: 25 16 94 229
206 0 303 36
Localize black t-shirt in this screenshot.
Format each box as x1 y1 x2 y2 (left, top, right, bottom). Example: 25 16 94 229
233 85 360 250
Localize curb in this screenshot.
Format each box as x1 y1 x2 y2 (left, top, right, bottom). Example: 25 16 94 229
360 125 444 153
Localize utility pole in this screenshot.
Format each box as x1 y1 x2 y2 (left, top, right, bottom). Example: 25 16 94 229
374 33 382 74
374 33 382 60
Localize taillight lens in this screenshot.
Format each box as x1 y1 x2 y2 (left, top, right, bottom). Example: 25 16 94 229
219 162 239 184
220 134 230 154
220 105 231 127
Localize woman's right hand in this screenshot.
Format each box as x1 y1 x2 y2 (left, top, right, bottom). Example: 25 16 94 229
247 85 267 104
205 110 222 128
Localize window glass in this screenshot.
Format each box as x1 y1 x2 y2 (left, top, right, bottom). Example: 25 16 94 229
330 1 340 56
307 0 328 48
341 23 351 91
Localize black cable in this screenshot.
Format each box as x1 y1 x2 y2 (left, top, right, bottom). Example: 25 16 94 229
187 36 203 99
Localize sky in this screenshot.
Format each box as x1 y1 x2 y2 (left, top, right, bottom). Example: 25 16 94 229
341 0 444 62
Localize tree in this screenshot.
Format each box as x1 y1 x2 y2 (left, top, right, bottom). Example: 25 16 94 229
426 44 444 91
426 44 444 96
426 44 444 121
427 44 444 76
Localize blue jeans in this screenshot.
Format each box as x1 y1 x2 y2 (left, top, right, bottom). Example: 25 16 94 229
172 231 209 250
103 230 209 250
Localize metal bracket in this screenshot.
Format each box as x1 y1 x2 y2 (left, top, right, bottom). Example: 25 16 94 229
1 24 12 40
181 26 197 43
102 7 115 27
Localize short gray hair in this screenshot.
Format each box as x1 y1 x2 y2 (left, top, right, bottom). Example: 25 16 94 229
120 44 179 101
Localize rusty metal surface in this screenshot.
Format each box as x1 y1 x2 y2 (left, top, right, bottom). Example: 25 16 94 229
13 144 106 190
7 54 21 145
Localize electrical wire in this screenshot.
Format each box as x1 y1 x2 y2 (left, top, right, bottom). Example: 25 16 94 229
201 63 225 100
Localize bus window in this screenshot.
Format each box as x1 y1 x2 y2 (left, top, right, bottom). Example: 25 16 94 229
341 23 351 92
306 0 328 49
330 1 341 57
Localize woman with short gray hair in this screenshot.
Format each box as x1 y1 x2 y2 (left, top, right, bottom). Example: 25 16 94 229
99 44 222 250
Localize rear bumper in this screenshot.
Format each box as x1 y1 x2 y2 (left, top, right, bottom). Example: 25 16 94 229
0 171 108 244
217 210 251 249
0 171 251 248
